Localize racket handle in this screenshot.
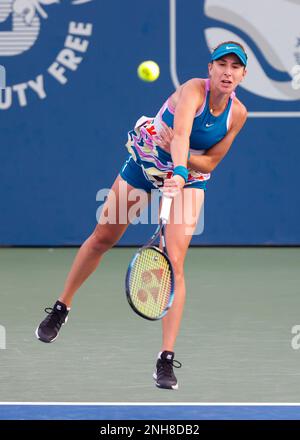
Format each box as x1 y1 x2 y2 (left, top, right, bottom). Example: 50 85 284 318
160 195 173 224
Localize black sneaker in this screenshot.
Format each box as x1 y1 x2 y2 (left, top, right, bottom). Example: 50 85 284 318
153 351 182 390
35 300 69 343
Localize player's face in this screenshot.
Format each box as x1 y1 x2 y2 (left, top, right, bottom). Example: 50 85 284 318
208 54 247 93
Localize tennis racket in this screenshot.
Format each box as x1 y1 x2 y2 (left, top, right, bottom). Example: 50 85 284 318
125 195 175 320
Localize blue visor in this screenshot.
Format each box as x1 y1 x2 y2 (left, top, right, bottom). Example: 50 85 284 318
211 43 248 66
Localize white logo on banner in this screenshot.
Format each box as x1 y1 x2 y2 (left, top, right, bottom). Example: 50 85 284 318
204 0 300 101
0 0 94 109
0 64 5 88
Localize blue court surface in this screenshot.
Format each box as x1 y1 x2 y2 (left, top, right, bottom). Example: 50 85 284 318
1 403 300 420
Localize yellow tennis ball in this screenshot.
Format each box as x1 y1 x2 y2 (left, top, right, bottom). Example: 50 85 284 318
137 61 160 82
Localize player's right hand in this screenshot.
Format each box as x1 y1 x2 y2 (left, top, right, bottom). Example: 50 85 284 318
162 175 185 198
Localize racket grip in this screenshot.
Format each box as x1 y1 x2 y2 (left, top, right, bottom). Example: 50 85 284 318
160 195 173 224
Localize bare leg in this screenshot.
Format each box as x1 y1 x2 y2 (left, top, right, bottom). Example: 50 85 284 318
59 175 150 307
161 188 204 352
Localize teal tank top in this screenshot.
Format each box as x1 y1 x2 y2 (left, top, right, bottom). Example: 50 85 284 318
154 78 235 151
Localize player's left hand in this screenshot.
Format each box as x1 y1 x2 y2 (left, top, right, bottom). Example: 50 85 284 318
154 122 174 153
162 175 185 198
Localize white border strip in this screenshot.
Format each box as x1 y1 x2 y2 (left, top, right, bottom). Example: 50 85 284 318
247 112 300 118
1 402 300 406
169 0 300 118
169 0 180 89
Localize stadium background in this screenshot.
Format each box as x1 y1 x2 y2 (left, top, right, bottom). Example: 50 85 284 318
0 0 299 245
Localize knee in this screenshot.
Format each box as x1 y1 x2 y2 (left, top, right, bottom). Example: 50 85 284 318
168 253 185 280
89 225 117 254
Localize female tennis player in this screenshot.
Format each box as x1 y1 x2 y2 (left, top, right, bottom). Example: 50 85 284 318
36 41 248 390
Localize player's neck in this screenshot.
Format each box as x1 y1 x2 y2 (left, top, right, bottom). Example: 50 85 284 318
209 89 229 116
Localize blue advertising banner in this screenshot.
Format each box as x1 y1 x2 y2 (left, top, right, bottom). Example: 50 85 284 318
0 0 299 245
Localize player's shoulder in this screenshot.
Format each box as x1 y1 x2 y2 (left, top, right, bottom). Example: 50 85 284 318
170 78 205 110
232 96 248 126
232 96 247 118
178 78 206 101
182 77 206 91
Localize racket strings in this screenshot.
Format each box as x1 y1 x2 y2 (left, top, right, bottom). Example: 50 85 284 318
129 248 172 319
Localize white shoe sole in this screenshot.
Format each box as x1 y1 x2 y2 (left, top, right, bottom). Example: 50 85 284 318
153 372 178 390
35 316 68 343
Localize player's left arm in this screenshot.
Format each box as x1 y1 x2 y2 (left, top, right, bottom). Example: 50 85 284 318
188 103 248 174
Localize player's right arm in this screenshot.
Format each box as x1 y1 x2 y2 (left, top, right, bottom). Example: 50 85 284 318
169 79 204 168
161 80 204 196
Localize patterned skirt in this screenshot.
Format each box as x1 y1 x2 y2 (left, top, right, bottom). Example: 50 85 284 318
125 116 210 189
